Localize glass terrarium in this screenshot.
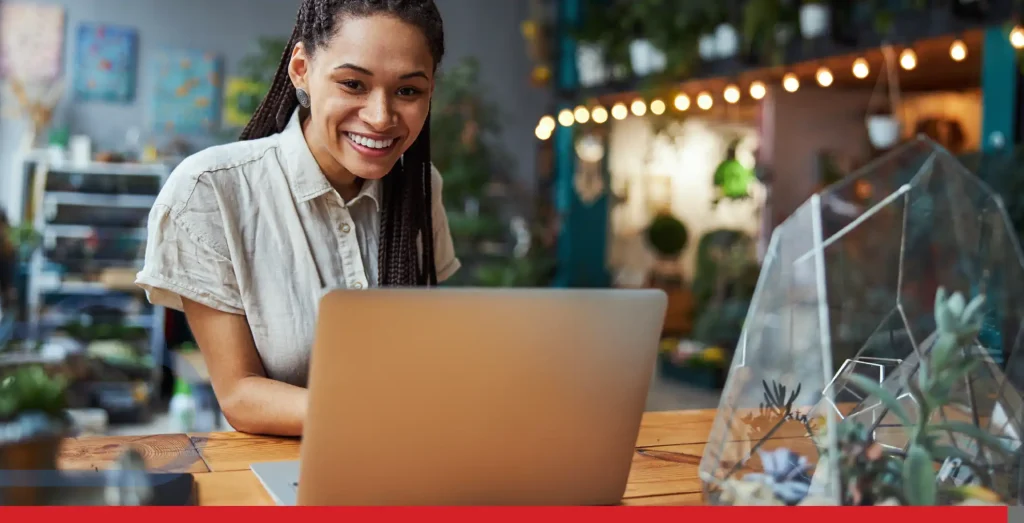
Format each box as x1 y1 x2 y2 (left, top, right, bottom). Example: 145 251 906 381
698 137 1024 506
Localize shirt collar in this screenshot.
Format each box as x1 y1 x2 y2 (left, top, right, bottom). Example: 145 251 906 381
278 109 381 210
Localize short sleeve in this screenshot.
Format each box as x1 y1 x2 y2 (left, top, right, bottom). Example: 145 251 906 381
135 203 244 315
429 164 461 282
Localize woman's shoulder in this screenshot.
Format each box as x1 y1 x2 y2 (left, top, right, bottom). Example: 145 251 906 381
155 137 281 213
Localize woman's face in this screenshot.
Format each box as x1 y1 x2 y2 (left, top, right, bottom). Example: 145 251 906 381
289 14 435 182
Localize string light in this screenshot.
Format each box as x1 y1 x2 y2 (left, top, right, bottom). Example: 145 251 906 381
535 116 553 140
558 109 574 127
611 102 628 120
535 125 552 140
573 105 590 124
852 58 870 79
949 40 967 61
591 106 608 124
783 73 799 92
1012 26 1024 49
673 93 690 111
899 48 917 70
650 99 666 115
697 92 713 110
816 67 833 87
723 85 740 104
630 98 647 116
749 81 766 100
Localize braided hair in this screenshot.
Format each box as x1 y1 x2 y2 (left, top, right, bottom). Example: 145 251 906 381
240 0 444 287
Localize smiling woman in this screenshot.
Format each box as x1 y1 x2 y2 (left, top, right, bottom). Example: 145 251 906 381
135 0 460 437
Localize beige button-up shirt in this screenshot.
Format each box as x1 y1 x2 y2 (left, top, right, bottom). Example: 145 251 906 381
136 110 460 387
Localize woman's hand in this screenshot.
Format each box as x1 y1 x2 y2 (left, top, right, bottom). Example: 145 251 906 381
181 298 308 436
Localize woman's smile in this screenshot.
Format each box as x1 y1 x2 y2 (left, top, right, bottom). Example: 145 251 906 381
343 131 400 158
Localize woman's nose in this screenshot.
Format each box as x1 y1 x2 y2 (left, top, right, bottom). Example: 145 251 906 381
361 92 395 131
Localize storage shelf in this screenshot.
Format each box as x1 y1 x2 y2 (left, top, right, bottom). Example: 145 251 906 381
45 192 157 209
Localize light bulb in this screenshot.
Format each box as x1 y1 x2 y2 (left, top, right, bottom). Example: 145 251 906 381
611 103 628 120
723 85 740 104
630 99 647 116
783 73 799 93
673 93 690 111
900 49 917 70
949 40 967 62
816 67 833 87
535 124 552 140
1012 26 1024 49
591 106 608 124
852 58 869 79
697 92 713 110
539 115 555 131
749 81 766 100
573 105 590 124
558 109 574 127
650 99 666 115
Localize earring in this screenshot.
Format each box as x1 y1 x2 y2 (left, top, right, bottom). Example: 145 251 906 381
296 87 311 108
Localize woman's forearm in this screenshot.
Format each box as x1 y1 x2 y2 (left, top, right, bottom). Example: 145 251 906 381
220 375 308 437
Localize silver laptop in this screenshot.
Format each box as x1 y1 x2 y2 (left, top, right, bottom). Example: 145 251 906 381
251 288 667 506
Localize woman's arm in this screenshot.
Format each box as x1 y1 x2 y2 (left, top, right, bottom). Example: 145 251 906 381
181 298 307 436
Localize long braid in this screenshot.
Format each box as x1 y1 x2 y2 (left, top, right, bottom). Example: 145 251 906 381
240 0 445 287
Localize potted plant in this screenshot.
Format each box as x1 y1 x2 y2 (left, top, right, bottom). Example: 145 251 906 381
799 0 830 39
0 365 71 505
644 212 689 285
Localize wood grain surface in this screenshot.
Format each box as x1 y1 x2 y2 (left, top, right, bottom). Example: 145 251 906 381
59 409 774 506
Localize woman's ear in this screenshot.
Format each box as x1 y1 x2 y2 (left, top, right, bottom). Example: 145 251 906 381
288 41 311 90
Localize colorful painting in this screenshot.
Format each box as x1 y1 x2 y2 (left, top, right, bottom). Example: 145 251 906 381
149 49 222 134
223 77 266 128
73 23 138 103
0 3 65 81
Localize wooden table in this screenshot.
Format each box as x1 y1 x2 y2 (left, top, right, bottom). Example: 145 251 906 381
57 409 717 506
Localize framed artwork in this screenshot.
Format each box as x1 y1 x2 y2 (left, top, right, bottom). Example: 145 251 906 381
73 23 138 103
222 77 266 128
0 3 65 81
149 48 223 134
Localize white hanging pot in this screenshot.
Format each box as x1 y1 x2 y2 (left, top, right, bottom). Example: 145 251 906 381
867 114 902 149
698 34 718 60
715 24 739 59
799 3 831 39
629 39 666 76
575 43 607 87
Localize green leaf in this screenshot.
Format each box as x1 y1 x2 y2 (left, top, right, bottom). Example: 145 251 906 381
928 421 1013 457
903 444 938 505
847 374 913 429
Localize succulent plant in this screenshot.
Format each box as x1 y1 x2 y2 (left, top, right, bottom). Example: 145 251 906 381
839 288 1014 506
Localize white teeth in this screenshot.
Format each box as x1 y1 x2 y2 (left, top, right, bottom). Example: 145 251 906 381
346 132 394 150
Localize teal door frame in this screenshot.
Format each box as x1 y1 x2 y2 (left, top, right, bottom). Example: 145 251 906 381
553 0 611 288
981 25 1017 152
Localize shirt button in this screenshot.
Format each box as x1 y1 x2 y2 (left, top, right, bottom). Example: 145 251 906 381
341 223 352 234
353 282 363 289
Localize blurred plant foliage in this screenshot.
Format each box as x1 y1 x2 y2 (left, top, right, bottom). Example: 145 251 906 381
432 57 554 287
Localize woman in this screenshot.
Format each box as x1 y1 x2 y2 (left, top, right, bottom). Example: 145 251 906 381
136 0 459 436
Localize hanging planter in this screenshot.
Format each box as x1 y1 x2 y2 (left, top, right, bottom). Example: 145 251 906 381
865 45 904 151
715 23 740 59
575 43 608 87
867 114 902 150
799 1 831 39
629 38 667 77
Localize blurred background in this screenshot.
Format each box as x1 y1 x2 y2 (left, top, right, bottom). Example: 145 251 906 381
1 0 1023 437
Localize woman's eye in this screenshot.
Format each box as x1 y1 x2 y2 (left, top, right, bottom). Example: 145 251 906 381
339 80 363 90
397 87 422 97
